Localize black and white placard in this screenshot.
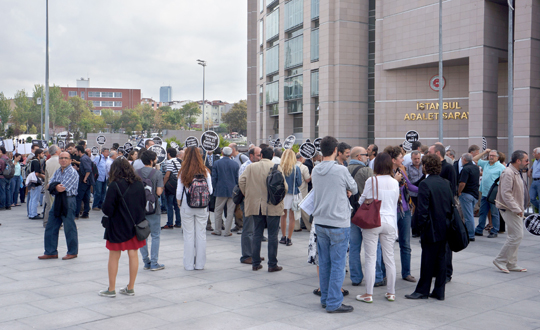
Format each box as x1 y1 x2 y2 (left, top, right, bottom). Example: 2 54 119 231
402 140 413 152
185 136 200 148
482 137 487 151
153 136 163 146
137 138 146 149
525 214 540 236
299 142 317 159
91 146 100 156
123 142 133 153
32 140 43 148
200 130 220 152
96 135 106 145
273 138 282 148
313 138 322 152
149 145 167 165
305 138 311 143
405 130 419 143
283 135 296 150
58 140 65 150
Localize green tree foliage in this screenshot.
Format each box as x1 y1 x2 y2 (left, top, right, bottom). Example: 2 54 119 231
0 92 12 132
101 108 122 133
29 125 37 134
165 136 184 148
222 100 247 135
12 90 32 132
5 126 14 138
179 102 202 129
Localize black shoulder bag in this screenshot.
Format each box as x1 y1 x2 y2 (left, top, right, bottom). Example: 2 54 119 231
116 182 151 241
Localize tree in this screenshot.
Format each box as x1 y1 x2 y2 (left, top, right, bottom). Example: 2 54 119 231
222 100 247 135
179 102 201 128
101 108 122 133
0 92 12 132
5 126 14 138
19 124 27 133
29 125 37 134
12 90 32 131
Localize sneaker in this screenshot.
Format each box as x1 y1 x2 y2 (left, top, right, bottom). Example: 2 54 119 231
279 236 287 244
119 286 135 296
98 289 116 298
174 224 182 228
286 238 293 246
151 264 165 271
161 225 174 229
143 263 151 270
487 233 498 238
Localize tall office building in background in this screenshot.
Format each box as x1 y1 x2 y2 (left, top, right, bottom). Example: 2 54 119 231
247 0 540 155
160 86 172 103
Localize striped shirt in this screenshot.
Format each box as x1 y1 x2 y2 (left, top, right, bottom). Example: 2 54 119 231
165 158 181 177
50 165 79 197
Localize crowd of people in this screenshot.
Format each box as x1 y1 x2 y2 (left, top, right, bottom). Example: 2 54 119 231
11 135 534 311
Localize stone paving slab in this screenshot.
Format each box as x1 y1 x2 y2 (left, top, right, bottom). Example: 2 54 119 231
1 203 540 329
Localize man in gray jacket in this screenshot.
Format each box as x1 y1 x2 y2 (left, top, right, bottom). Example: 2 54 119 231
312 136 357 313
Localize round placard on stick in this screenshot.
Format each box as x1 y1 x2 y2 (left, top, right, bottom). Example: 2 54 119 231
283 135 296 150
91 146 100 156
313 138 322 151
137 138 146 149
58 140 65 150
170 141 179 150
96 135 106 145
273 138 282 148
402 140 413 152
525 214 540 236
299 142 317 159
123 142 133 153
200 131 220 152
153 137 163 146
185 136 200 148
149 145 167 165
405 130 419 143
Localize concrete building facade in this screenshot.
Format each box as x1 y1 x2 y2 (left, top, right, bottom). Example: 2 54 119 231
247 0 540 155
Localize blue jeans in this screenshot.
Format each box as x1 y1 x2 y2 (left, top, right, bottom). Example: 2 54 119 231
397 209 412 278
75 182 91 217
161 194 167 212
92 180 107 209
166 193 181 226
0 177 9 208
316 225 350 311
349 224 364 284
10 176 21 205
530 180 540 211
475 196 500 235
376 241 387 282
140 212 162 268
459 193 477 239
28 186 41 217
44 196 78 255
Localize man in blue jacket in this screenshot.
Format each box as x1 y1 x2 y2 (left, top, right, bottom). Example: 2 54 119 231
211 147 239 237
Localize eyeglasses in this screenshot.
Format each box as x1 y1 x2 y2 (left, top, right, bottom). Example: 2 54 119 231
59 157 70 160
359 154 368 156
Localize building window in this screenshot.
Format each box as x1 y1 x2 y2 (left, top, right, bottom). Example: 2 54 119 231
266 8 279 42
293 114 303 133
314 104 319 137
259 53 264 78
284 75 303 101
311 0 319 19
285 0 303 31
260 0 264 12
114 102 122 107
68 91 77 97
266 44 279 75
92 101 100 107
311 70 319 96
266 81 279 105
368 0 376 145
101 101 114 107
267 0 279 9
269 103 279 117
93 110 101 115
260 85 264 107
259 20 264 46
88 92 100 97
101 92 114 98
311 28 319 62
273 117 279 133
287 100 303 114
114 92 122 98
81 91 85 100
285 35 303 69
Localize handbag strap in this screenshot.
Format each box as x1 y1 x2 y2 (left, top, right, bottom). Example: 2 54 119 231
374 175 379 200
115 182 136 227
293 166 296 194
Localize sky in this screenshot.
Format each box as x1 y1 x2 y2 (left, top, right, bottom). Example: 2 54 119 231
0 0 247 103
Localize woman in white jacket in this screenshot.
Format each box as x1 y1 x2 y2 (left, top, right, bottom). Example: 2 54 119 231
176 147 213 271
356 153 400 303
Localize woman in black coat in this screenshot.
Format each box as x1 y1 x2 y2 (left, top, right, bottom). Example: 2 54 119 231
406 154 454 301
98 158 146 298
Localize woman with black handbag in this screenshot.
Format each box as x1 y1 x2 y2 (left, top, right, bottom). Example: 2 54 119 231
99 158 147 298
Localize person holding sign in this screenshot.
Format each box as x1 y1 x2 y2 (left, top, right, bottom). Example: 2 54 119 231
176 147 213 270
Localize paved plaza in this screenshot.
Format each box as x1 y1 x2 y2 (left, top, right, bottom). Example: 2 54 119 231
1 204 540 330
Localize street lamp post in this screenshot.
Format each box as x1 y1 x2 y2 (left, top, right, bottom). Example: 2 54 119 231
438 0 444 144
197 59 206 131
508 0 514 156
45 0 50 142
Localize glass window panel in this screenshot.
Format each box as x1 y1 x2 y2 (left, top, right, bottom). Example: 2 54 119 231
287 100 303 114
259 53 264 78
266 9 279 41
311 28 319 61
260 0 264 12
80 91 85 99
114 92 122 98
284 75 303 100
93 101 100 106
293 114 303 132
88 92 100 97
311 0 319 19
266 81 279 104
114 102 122 107
285 0 303 31
266 44 279 75
270 104 279 117
68 91 77 97
284 35 303 69
259 20 264 46
311 71 319 97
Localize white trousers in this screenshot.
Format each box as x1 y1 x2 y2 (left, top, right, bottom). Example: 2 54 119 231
181 207 208 270
362 223 397 295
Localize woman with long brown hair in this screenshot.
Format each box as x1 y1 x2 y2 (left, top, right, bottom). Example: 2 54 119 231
176 147 213 270
99 158 146 297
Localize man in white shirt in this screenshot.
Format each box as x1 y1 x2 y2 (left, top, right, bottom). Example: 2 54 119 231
272 148 282 165
402 141 422 167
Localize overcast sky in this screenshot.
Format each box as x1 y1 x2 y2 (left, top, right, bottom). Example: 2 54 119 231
0 0 247 103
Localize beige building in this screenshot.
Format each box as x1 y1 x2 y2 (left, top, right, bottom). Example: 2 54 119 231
248 0 540 155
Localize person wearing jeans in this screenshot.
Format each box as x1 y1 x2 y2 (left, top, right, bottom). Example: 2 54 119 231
92 149 109 210
349 224 364 285
528 149 540 211
0 147 11 210
27 149 45 219
458 153 480 240
459 192 477 239
397 210 413 280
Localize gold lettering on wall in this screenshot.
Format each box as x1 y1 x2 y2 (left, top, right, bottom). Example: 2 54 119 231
407 101 467 121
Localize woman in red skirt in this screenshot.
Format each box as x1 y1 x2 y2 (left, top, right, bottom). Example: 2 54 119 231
99 158 147 298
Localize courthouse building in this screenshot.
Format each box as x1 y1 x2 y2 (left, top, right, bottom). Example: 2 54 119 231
247 0 540 154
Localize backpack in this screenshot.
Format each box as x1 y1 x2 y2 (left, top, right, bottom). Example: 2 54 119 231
182 174 210 208
164 160 179 195
3 157 15 179
487 177 500 205
91 159 100 181
267 164 286 205
348 165 364 217
137 168 158 215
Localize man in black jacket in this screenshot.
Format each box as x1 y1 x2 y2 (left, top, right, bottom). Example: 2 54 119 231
458 153 480 241
406 154 453 300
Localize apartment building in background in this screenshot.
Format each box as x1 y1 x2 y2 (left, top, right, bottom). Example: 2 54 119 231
160 86 172 103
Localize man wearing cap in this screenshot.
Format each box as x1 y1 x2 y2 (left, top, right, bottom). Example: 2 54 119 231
211 147 239 236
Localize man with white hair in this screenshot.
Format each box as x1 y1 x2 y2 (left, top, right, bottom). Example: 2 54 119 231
211 147 239 236
43 145 61 228
528 147 540 212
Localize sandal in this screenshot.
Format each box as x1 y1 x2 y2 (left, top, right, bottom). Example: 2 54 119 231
385 293 395 301
313 288 321 296
341 289 349 296
356 294 373 303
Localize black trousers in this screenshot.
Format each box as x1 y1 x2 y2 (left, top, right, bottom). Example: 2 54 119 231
446 243 453 279
415 239 447 298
